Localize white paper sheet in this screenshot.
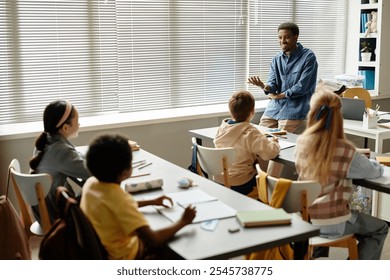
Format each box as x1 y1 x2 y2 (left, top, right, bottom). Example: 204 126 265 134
157 200 237 224
279 140 296 150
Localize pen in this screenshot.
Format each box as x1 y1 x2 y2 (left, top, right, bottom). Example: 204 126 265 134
130 173 151 178
138 162 152 170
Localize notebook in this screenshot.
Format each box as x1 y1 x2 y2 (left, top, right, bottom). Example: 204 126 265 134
236 208 291 228
341 97 366 121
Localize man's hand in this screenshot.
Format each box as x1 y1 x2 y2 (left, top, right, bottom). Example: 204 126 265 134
268 93 286 100
247 76 265 89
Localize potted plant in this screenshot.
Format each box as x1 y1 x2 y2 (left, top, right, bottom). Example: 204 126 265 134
360 41 372 62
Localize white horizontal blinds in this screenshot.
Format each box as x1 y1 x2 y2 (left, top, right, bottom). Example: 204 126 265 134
116 0 172 112
0 0 9 124
0 0 118 124
200 0 247 105
0 0 349 126
117 0 246 112
248 0 293 96
295 0 348 80
52 0 118 116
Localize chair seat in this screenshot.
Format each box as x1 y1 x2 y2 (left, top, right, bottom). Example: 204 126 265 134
310 234 355 246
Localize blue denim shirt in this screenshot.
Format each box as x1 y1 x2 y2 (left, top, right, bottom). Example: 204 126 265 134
264 43 318 120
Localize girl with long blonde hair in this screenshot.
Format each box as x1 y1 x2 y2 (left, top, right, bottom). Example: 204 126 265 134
295 84 388 259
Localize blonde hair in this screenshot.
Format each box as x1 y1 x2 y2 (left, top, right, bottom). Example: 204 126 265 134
300 84 346 185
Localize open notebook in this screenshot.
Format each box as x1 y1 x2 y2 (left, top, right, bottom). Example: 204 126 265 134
141 189 236 223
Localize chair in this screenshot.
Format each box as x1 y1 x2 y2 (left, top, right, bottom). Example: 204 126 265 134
8 159 52 237
342 88 373 148
342 88 372 109
256 164 359 260
66 177 83 197
192 137 236 188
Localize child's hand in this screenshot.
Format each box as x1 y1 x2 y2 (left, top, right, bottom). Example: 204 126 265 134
154 195 173 208
181 205 196 224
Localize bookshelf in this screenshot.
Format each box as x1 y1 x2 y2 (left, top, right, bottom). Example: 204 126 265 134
358 0 390 98
359 1 390 222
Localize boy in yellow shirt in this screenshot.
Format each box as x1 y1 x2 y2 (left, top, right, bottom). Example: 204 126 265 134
80 134 196 259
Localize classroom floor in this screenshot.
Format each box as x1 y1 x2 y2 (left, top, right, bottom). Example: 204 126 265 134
30 228 390 260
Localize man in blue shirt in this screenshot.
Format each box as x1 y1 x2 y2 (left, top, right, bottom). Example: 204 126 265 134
248 22 318 134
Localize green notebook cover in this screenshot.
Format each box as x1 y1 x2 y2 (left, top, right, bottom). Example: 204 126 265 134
236 208 291 228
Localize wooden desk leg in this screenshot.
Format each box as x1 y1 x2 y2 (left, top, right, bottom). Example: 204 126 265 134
294 240 308 260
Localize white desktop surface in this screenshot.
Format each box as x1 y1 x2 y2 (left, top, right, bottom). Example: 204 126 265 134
126 149 319 259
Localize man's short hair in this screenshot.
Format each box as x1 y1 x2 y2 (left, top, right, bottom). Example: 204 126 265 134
228 90 255 122
278 22 299 36
86 134 132 183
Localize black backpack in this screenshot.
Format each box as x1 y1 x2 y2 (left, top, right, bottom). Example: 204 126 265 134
39 187 107 260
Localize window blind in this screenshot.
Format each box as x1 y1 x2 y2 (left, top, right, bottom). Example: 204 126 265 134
0 0 348 126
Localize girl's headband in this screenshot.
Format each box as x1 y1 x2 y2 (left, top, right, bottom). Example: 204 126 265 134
56 101 72 128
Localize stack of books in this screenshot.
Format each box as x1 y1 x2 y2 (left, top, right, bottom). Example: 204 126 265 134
128 140 140 151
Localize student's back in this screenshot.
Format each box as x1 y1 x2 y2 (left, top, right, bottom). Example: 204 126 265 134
214 90 280 195
81 177 148 259
81 134 196 259
294 85 388 259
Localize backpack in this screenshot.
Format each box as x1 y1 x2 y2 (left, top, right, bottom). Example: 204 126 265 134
188 142 208 177
0 195 31 260
39 187 107 260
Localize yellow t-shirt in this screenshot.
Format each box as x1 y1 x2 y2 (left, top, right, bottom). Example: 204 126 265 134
80 177 149 260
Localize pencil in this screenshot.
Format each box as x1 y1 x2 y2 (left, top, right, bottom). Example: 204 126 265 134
133 160 146 168
130 173 151 178
138 162 152 170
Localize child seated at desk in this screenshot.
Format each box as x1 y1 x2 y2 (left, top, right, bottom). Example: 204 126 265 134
214 90 280 196
30 100 90 224
80 134 196 260
294 85 388 260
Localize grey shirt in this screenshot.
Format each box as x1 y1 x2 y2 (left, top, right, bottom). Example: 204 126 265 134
347 151 384 179
35 134 90 223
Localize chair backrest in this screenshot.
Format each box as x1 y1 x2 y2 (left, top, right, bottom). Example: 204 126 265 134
256 164 322 220
342 88 372 109
8 159 52 234
192 137 236 187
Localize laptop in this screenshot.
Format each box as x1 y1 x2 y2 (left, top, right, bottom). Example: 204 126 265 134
341 97 366 121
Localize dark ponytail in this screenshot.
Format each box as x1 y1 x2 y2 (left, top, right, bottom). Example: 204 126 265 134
29 100 74 172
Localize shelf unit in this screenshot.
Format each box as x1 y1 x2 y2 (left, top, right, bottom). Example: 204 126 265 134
357 0 390 98
358 1 390 222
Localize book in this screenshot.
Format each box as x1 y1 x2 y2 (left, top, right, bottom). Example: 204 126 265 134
236 208 291 228
260 128 287 136
376 156 390 166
